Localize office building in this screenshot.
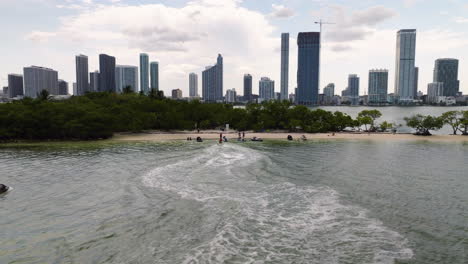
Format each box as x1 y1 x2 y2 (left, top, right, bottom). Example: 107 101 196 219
394 29 417 103
140 53 149 93
99 54 116 92
90 71 99 92
259 77 275 101
202 54 223 102
368 70 388 105
413 67 419 97
323 83 334 105
115 65 138 93
427 82 444 104
150 62 159 91
75 54 89 95
434 58 459 96
23 66 58 98
7 74 23 98
226 88 237 103
58 79 69 95
297 32 320 105
243 74 253 102
189 73 198 97
348 74 360 105
172 89 182 99
280 33 289 101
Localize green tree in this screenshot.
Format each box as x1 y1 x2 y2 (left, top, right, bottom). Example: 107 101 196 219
38 90 50 101
123 85 134 94
458 111 468 135
440 111 461 135
404 114 444 136
357 109 382 131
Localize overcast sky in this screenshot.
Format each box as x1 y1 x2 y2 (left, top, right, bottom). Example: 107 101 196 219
1 0 468 96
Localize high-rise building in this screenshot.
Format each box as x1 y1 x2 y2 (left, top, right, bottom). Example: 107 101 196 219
368 70 389 105
433 58 459 96
99 54 116 92
413 67 419 97
75 54 89 95
23 66 59 98
115 65 138 93
243 74 252 102
202 54 223 102
427 82 444 104
225 88 237 103
172 89 182 99
280 33 289 101
189 73 198 97
7 74 23 98
140 53 149 94
259 77 275 101
2 87 8 97
348 74 360 105
150 62 159 91
394 29 416 104
297 32 320 105
58 79 69 95
90 71 99 92
323 83 335 97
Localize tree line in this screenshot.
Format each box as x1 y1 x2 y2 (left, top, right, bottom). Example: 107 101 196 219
405 111 468 136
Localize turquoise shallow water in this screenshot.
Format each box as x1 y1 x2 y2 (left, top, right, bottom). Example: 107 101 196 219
0 140 467 263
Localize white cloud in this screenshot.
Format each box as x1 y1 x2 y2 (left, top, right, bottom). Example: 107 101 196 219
454 16 468 23
270 4 295 18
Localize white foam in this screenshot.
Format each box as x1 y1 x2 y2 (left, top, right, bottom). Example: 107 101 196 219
143 143 414 263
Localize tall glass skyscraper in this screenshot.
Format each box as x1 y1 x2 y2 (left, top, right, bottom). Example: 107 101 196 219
368 70 388 105
259 77 275 101
99 54 116 92
75 54 89 96
150 62 159 91
243 74 252 102
280 33 289 101
115 65 139 93
140 53 149 94
297 32 320 105
394 29 416 104
433 58 459 96
89 71 99 92
202 54 223 102
348 74 360 105
189 73 198 97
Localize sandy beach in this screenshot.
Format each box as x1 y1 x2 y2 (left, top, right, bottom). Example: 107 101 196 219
113 131 468 143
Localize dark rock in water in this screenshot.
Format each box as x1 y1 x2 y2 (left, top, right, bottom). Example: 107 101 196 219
0 184 9 194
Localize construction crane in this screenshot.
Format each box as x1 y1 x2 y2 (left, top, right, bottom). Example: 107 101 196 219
314 19 335 92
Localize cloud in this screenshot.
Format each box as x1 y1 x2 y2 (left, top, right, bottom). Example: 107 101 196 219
403 0 425 8
270 4 295 18
25 31 58 42
454 16 468 23
351 6 397 26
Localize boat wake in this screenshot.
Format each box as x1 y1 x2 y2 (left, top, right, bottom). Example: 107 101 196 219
143 143 413 263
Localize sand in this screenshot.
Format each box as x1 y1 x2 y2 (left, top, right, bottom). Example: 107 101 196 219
113 131 468 143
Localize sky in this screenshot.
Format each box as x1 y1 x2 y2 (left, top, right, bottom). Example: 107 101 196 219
1 0 468 97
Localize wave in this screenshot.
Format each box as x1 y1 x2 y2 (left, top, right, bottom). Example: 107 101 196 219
143 143 413 263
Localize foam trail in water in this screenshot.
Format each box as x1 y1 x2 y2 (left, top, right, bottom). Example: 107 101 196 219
143 143 413 264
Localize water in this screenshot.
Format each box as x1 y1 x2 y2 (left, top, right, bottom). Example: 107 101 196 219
1 140 467 263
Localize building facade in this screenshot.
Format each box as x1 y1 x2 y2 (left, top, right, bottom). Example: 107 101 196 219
7 74 24 98
172 89 183 99
323 83 335 105
243 74 253 102
259 77 275 101
150 62 159 91
189 73 198 97
280 33 289 101
75 54 89 95
90 71 99 92
297 32 320 105
140 53 149 94
225 88 237 103
23 66 58 98
394 29 417 104
433 58 459 97
202 54 223 102
427 82 444 104
368 70 388 105
115 65 138 93
99 54 116 92
58 79 69 95
348 74 360 105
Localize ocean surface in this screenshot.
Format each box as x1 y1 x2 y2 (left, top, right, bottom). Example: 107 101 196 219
0 140 467 263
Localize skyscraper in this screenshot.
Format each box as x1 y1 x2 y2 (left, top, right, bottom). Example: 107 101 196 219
7 74 23 98
99 54 116 92
395 29 416 104
115 65 138 93
225 88 237 103
413 67 419 97
259 77 275 101
323 83 335 98
427 82 444 104
172 89 183 99
58 79 69 95
243 74 252 102
90 71 99 92
75 54 89 95
23 66 58 98
348 74 360 105
297 32 320 105
189 73 198 97
280 33 289 101
202 54 223 102
150 62 159 91
368 70 388 105
433 58 459 96
140 53 149 94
